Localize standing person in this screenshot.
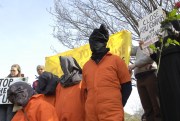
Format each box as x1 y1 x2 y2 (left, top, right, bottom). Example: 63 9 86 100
55 56 85 121
0 64 23 121
128 43 161 121
7 82 59 121
149 19 180 120
32 65 45 90
82 24 132 121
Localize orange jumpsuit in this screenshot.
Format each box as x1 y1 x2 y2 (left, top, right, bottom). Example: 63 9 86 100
82 52 131 121
44 95 56 106
11 94 59 121
55 82 85 121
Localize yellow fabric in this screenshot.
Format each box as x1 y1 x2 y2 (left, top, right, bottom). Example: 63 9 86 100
45 30 132 76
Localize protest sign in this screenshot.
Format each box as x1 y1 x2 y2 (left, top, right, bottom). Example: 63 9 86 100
138 7 166 48
0 77 28 104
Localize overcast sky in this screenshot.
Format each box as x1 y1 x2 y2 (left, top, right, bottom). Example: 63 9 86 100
0 0 68 82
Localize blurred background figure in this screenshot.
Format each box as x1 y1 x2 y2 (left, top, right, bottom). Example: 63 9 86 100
32 65 45 90
129 41 161 121
7 64 24 77
37 65 45 76
0 64 24 121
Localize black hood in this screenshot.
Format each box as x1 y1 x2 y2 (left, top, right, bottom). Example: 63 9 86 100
7 82 34 106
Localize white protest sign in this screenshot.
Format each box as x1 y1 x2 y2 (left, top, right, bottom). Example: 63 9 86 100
138 7 166 48
0 77 28 104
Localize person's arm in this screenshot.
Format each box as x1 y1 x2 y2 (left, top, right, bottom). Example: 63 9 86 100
129 52 154 71
121 81 132 107
150 53 158 63
135 55 154 67
116 57 132 107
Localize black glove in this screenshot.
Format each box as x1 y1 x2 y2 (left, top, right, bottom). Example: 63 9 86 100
161 22 179 36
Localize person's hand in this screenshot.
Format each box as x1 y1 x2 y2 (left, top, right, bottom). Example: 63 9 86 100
128 64 136 71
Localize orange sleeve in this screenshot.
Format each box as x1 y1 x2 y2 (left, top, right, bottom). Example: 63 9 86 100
116 57 131 84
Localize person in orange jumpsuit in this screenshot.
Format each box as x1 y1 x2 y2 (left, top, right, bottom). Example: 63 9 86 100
36 71 58 106
82 24 132 121
7 81 59 121
55 56 85 121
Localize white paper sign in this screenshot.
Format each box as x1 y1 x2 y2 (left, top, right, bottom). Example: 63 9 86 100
138 7 166 48
0 77 28 104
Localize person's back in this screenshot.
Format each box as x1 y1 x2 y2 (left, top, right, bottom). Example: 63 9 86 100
55 83 85 121
55 56 85 121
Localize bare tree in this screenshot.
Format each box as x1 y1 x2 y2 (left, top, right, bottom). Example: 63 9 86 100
51 0 178 49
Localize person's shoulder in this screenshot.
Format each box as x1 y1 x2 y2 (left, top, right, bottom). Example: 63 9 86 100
83 59 92 68
109 53 123 60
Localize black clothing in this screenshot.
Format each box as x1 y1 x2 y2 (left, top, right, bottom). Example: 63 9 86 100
89 24 109 43
121 81 132 107
7 82 34 106
91 47 109 64
89 24 110 64
151 20 180 121
36 71 58 95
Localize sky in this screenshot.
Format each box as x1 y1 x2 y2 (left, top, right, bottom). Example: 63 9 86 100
0 0 68 82
0 0 141 114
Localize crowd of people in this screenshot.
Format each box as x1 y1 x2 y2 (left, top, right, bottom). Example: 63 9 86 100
0 20 180 121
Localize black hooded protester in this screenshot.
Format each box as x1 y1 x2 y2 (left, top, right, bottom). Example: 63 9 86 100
82 24 132 121
7 81 58 121
36 71 58 106
55 56 85 121
150 19 180 121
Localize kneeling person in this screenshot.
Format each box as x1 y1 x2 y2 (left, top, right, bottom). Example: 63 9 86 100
7 82 58 121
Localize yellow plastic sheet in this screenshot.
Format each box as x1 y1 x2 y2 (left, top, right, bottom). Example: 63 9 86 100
45 30 132 76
